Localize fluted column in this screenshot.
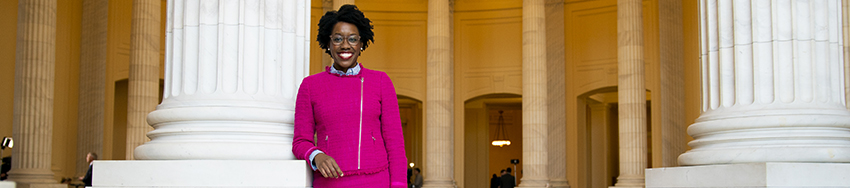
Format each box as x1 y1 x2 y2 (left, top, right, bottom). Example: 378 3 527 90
658 0 686 167
679 0 850 165
125 0 160 160
520 0 548 187
134 0 311 160
423 0 455 187
614 0 646 187
8 0 60 186
545 0 568 187
76 0 108 173
844 0 849 109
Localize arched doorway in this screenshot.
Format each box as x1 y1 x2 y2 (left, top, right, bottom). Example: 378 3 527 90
464 94 522 188
577 87 651 188
397 96 424 174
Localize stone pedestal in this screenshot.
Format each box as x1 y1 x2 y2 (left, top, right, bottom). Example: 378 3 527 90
646 163 850 188
94 160 310 187
95 0 313 187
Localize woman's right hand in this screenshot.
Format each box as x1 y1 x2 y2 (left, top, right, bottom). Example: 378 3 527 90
314 153 344 178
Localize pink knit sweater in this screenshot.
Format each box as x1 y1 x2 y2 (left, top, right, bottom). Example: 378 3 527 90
292 65 408 187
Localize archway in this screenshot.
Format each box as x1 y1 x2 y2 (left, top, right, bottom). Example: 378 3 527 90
577 87 651 188
463 94 522 188
397 95 424 175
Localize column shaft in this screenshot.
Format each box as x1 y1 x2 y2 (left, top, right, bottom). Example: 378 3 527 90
680 0 850 166
423 0 455 187
126 0 161 160
545 0 569 187
77 0 108 173
520 0 549 187
9 0 59 185
658 0 686 167
844 0 849 109
615 0 647 187
135 0 311 160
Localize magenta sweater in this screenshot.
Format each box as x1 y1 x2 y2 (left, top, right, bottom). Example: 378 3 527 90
292 65 408 187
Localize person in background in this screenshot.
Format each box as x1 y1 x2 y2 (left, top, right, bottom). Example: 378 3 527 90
490 173 501 188
500 168 515 188
291 4 408 188
412 168 423 188
0 157 10 180
78 152 96 186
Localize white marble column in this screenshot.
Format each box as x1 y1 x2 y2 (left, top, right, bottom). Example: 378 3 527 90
679 0 850 166
844 0 849 109
77 0 107 175
423 0 455 187
520 0 549 187
545 0 569 187
658 0 686 167
126 0 160 160
133 0 311 160
614 0 647 187
9 0 62 187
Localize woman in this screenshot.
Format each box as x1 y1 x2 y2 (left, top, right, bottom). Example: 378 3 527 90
292 5 408 188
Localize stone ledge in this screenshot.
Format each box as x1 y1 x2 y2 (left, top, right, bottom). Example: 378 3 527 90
646 162 850 188
93 160 311 188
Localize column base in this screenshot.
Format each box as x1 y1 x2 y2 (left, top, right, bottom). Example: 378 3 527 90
421 179 456 188
93 160 311 187
518 178 550 188
548 179 570 188
646 162 850 187
12 183 62 188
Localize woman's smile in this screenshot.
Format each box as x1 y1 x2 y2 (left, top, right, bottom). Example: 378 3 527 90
338 52 353 60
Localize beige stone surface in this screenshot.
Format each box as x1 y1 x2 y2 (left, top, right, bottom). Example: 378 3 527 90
9 0 60 186
614 0 647 187
125 0 159 160
658 0 686 167
520 0 549 187
545 0 569 187
76 0 107 174
423 0 455 187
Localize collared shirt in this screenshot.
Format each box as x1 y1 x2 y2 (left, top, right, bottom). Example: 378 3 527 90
329 63 361 76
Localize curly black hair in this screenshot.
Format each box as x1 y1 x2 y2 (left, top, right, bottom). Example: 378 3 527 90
317 5 374 55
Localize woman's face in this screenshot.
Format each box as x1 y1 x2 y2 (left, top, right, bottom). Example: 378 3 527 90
329 22 362 70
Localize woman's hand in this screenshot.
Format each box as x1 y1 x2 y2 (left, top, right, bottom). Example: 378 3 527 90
314 153 344 178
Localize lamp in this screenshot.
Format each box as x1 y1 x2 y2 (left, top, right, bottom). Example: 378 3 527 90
491 110 511 147
1 137 12 150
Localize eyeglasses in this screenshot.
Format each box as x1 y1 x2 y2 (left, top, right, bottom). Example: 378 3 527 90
330 34 361 46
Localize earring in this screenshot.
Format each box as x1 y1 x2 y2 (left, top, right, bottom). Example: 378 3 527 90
360 48 364 51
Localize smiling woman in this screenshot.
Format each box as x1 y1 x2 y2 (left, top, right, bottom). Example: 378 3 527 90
292 4 408 188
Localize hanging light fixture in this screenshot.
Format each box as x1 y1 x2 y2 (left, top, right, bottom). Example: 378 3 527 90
491 110 511 147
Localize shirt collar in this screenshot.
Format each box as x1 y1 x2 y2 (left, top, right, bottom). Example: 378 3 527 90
329 63 361 76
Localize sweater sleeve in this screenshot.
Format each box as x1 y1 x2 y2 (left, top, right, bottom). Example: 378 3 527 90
292 77 319 162
379 72 408 188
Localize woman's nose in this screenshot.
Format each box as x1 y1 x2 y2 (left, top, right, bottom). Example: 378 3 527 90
339 41 352 49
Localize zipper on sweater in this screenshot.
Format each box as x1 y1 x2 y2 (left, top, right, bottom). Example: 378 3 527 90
357 77 364 169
